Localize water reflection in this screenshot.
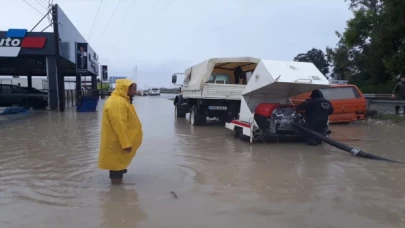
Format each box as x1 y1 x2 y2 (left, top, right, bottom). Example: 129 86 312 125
100 186 147 228
0 94 404 227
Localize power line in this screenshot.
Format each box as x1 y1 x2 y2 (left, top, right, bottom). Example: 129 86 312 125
97 0 123 43
132 0 177 44
108 0 163 51
33 0 48 11
23 0 46 16
121 0 138 21
141 0 175 31
47 0 53 23
134 0 163 29
39 0 48 5
88 0 104 41
100 0 137 43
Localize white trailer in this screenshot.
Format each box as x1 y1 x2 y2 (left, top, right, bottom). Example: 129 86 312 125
225 59 331 143
172 57 260 125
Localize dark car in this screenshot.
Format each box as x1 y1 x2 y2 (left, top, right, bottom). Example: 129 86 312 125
21 87 47 94
0 84 48 109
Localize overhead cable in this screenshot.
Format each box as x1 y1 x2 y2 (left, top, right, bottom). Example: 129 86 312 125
141 0 176 31
121 0 138 21
97 0 123 43
33 0 48 11
23 0 46 16
88 0 105 41
134 0 163 29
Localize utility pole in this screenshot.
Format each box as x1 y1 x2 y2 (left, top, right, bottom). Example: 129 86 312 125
133 65 138 83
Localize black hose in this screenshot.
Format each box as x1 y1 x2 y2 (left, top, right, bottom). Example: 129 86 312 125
291 122 404 164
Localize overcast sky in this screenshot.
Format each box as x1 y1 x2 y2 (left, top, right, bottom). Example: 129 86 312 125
0 0 352 88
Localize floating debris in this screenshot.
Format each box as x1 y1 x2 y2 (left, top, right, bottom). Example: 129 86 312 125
171 191 178 199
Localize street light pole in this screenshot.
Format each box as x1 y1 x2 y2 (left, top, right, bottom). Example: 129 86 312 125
133 65 138 83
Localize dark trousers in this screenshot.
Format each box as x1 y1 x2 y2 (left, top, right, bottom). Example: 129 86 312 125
394 105 405 114
109 169 127 179
305 122 327 146
394 96 405 114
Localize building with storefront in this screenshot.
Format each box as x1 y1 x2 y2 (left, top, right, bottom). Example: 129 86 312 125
0 4 100 111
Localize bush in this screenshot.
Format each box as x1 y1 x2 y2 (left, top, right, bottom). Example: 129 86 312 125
373 114 405 123
358 81 397 94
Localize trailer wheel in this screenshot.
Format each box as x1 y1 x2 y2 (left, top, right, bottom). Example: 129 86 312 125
175 104 186 118
189 106 206 126
234 127 250 142
235 127 242 138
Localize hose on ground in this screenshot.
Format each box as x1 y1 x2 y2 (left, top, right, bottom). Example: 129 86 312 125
291 122 404 164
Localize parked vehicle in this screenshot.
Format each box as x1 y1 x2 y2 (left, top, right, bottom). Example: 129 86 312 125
225 59 331 143
21 87 47 94
172 57 260 125
142 90 149 96
148 88 160 96
0 84 48 109
290 84 367 123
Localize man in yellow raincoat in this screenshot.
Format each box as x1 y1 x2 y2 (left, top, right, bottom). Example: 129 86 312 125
98 79 143 184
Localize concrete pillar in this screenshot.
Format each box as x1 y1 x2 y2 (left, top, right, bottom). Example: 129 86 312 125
46 56 58 110
76 73 82 99
27 75 32 88
57 72 65 112
91 76 97 90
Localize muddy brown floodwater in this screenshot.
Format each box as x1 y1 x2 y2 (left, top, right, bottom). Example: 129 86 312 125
0 94 404 228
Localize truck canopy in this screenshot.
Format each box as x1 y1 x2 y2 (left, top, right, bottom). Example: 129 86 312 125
183 57 260 90
242 59 330 99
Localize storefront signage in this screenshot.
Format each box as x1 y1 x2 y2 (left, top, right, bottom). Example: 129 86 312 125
101 65 108 81
0 29 47 57
76 42 88 74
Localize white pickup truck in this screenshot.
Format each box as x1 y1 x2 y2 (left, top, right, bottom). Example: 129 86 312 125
172 57 260 126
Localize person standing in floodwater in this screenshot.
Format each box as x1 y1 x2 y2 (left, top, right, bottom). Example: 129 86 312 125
98 79 143 185
296 89 334 146
392 75 405 114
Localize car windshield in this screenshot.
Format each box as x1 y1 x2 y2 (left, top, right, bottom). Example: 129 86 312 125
152 88 159 91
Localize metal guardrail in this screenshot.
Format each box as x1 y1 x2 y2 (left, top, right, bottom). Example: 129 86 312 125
363 94 392 99
363 94 405 112
363 94 405 103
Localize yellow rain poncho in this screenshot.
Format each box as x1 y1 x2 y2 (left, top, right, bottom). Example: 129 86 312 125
98 79 143 171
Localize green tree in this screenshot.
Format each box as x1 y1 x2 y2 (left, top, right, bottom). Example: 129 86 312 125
293 48 330 75
327 0 405 92
326 32 355 80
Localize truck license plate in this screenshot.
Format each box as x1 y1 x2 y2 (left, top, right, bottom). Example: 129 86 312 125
208 106 227 110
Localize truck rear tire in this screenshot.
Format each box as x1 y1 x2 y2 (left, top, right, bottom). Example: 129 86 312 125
189 106 206 126
175 104 186 118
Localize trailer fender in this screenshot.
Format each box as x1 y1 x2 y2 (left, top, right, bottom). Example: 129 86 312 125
226 120 252 137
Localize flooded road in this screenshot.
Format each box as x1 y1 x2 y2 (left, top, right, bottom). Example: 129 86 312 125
0 94 404 228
